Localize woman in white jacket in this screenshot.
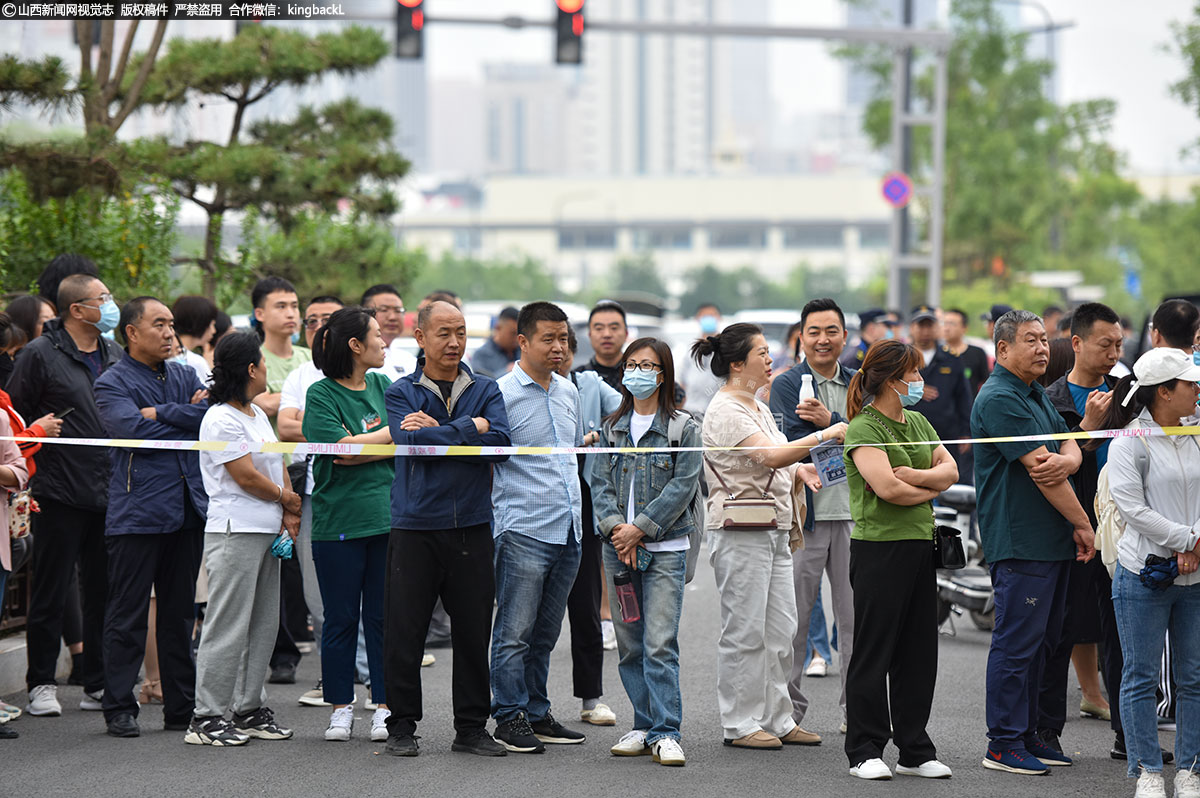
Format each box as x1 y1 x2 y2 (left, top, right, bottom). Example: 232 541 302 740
1105 348 1200 798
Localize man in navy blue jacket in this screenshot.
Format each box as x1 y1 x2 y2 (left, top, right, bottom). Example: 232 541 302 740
381 300 511 758
94 297 209 738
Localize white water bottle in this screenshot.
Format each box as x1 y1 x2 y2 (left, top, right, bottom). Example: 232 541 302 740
799 373 816 403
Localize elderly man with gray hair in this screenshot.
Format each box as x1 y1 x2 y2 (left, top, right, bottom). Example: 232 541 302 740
970 309 1096 777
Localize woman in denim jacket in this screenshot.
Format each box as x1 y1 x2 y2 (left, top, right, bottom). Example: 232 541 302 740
591 337 702 767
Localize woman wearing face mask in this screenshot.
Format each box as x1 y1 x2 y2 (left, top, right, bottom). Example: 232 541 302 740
842 339 958 780
590 338 702 766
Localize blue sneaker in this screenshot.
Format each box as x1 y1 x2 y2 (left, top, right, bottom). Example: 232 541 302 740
982 745 1049 775
1026 738 1072 766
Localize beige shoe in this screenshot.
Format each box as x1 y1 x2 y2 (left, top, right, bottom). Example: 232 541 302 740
581 703 617 726
724 730 783 749
1080 697 1111 721
422 652 436 667
780 726 822 746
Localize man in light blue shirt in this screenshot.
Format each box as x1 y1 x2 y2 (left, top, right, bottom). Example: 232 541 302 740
490 302 587 753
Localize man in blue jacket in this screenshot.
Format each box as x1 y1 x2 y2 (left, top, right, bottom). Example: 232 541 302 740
381 300 511 758
94 297 209 738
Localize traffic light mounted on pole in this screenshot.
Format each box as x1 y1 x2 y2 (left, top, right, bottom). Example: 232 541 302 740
395 0 424 59
555 0 584 64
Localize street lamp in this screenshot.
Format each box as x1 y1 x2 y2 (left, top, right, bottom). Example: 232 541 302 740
992 0 1076 102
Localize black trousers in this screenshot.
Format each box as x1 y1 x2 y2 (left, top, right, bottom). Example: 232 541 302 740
845 538 939 768
269 557 306 670
566 478 604 700
1037 556 1123 734
101 518 203 724
384 525 495 737
26 498 108 691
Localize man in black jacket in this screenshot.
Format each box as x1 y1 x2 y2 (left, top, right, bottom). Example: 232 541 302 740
8 273 123 717
1038 302 1137 761
908 305 975 483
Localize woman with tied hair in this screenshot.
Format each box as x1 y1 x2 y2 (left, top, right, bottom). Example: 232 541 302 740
842 339 957 781
692 323 845 751
189 332 301 747
1098 348 1200 798
303 307 395 744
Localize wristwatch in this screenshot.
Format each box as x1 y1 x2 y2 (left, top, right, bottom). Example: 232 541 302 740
815 429 824 443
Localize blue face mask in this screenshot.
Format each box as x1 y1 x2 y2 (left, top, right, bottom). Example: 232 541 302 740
622 369 661 400
86 299 120 334
1194 350 1200 367
699 315 718 335
291 330 301 345
883 327 896 340
894 379 924 407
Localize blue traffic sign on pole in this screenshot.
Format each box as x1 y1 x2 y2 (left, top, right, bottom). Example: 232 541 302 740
881 171 914 209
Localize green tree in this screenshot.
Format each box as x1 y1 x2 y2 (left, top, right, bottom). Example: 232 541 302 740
409 253 562 305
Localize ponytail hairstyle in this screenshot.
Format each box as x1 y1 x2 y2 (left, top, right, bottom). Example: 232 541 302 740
846 339 924 420
689 322 763 379
1083 373 1180 451
312 306 376 380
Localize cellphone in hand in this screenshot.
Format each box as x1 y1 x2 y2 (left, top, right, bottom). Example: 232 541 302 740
635 547 653 572
56 407 76 419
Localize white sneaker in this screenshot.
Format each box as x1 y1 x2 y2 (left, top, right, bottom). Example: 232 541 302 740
1136 770 1167 798
421 652 436 667
0 701 21 722
805 657 828 678
370 707 391 742
652 737 686 766
365 700 379 711
299 680 330 707
1176 769 1200 798
896 759 953 779
610 729 650 756
581 703 617 726
850 758 893 780
840 721 848 734
602 619 617 651
324 706 354 741
79 689 103 711
26 685 61 716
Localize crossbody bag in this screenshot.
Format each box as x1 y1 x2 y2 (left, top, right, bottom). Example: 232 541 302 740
705 461 778 530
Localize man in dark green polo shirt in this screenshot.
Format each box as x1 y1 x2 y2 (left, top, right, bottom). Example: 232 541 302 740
970 309 1096 777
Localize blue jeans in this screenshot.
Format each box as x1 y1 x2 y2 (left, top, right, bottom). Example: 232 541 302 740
985 559 1069 749
490 529 581 724
803 590 834 667
602 544 686 744
1114 565 1200 776
312 534 388 706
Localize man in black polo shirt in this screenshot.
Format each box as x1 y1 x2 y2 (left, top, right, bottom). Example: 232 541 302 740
971 309 1095 777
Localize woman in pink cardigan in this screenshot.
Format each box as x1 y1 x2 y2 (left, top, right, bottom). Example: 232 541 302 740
0 408 32 737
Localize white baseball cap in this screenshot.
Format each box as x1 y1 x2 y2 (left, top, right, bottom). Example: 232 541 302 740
1131 348 1200 389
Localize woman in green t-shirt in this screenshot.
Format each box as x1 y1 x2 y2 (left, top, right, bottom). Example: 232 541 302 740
842 339 959 781
302 307 395 744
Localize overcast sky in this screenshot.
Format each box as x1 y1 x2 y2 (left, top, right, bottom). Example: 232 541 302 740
422 0 1200 174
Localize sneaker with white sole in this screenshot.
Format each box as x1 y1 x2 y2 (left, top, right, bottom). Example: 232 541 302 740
581 703 617 726
652 737 686 766
371 708 391 742
0 701 22 721
232 706 293 740
601 619 617 651
896 759 953 779
1136 770 1167 798
184 716 249 746
79 689 103 711
611 729 650 756
26 685 61 717
299 680 331 708
850 758 893 780
805 657 828 678
325 706 354 741
1176 769 1200 798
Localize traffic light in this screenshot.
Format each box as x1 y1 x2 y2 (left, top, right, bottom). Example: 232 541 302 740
555 0 584 64
395 0 424 59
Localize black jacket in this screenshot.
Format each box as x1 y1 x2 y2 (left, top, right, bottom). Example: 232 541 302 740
768 359 858 533
7 319 123 511
1045 374 1118 527
912 347 974 441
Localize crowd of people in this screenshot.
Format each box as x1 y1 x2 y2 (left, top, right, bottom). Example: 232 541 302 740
0 254 1198 796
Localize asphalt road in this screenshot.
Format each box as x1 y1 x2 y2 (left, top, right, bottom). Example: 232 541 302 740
4 553 1145 798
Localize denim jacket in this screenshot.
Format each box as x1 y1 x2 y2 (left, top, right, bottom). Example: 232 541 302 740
591 409 702 542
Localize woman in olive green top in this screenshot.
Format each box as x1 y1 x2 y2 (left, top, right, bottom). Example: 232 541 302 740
302 307 395 744
842 339 959 781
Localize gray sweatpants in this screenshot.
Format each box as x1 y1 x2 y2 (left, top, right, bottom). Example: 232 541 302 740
788 519 856 726
194 529 279 718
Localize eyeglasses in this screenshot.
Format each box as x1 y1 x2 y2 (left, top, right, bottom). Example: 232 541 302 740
370 305 404 315
76 293 113 306
624 360 663 373
304 315 332 330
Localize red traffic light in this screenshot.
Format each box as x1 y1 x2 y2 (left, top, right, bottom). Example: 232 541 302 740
556 0 584 12
397 0 422 7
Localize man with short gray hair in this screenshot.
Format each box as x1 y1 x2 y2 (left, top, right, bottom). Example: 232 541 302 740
970 310 1096 776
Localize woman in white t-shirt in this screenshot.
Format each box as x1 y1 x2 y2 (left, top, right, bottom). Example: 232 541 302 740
590 338 701 767
188 332 302 747
692 323 845 752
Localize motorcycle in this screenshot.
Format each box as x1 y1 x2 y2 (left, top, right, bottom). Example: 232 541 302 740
934 484 994 634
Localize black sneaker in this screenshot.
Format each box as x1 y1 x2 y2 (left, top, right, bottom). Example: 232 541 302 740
106 712 140 738
385 733 420 757
452 728 508 757
268 665 296 685
530 712 585 745
184 716 249 746
232 706 293 740
1110 731 1174 764
494 712 545 753
1035 728 1063 754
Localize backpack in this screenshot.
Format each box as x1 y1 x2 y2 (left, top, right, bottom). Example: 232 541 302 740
605 411 706 584
1093 435 1151 579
